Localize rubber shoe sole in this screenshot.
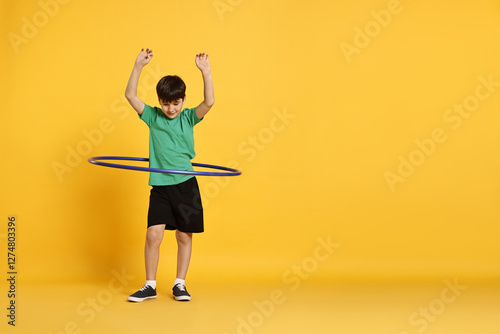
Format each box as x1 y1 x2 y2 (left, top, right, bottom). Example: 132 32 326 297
173 294 191 301
128 295 157 302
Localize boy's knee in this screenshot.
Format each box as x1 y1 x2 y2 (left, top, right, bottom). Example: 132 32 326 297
176 230 192 244
146 226 164 244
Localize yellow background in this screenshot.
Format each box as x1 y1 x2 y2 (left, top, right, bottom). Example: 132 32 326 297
1 0 499 333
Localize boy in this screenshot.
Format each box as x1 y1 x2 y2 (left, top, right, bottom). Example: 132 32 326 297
125 48 214 302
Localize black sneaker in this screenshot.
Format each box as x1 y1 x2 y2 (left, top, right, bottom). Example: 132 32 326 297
172 283 191 301
127 285 157 302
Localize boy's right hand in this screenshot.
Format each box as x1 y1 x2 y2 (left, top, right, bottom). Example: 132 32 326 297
126 48 151 115
135 48 153 67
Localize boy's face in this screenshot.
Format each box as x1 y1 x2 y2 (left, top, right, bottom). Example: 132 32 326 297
159 97 185 119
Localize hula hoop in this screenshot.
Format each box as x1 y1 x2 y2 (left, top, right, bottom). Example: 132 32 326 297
88 156 241 177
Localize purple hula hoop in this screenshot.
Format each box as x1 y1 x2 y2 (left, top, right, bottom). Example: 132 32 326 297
88 156 242 176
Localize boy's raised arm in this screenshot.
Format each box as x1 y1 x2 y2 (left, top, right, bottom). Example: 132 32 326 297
194 53 215 120
125 48 153 116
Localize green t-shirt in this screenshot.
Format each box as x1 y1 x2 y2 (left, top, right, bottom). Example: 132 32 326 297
139 104 202 186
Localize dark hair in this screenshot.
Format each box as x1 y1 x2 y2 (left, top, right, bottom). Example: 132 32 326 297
156 75 186 102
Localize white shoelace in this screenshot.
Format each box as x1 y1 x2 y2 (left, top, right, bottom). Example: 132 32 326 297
175 283 186 291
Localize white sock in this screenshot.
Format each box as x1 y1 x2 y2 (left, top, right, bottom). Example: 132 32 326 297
174 278 185 287
146 280 156 289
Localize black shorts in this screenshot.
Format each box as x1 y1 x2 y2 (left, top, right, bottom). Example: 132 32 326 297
147 177 204 233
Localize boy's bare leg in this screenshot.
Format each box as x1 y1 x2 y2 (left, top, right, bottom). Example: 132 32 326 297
145 224 166 280
175 230 193 280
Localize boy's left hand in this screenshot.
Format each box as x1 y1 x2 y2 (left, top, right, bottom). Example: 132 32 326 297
195 53 211 74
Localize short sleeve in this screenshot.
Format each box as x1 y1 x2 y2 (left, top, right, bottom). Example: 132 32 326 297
183 108 203 127
138 104 159 127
